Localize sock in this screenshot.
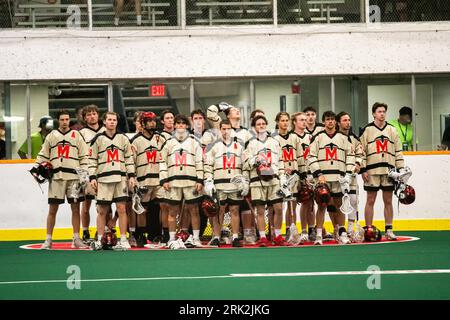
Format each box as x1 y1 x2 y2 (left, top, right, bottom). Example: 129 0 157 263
169 232 176 241
193 230 200 239
163 228 169 241
244 229 252 236
73 233 80 239
385 225 393 232
137 15 142 25
129 227 136 233
232 233 238 240
98 234 102 241
308 225 315 234
259 231 266 239
46 234 52 241
114 17 119 26
316 228 322 237
275 229 281 237
82 227 88 231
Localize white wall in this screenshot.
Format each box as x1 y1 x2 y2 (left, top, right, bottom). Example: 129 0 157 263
0 155 448 231
1 23 450 81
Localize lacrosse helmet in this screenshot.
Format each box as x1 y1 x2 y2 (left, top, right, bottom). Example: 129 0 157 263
314 183 331 207
101 231 118 249
30 161 54 183
176 230 190 242
363 225 382 242
201 195 220 218
297 183 314 203
257 163 275 182
140 111 157 124
398 184 415 205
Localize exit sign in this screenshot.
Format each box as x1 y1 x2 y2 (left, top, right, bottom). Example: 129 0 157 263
150 84 165 97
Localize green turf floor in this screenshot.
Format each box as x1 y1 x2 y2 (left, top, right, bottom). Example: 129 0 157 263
0 231 449 300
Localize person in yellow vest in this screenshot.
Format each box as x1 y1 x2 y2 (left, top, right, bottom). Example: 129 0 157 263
389 106 413 151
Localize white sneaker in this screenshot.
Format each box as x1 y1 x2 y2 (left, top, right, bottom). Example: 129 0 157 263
91 240 103 251
114 17 119 26
184 235 196 248
314 235 323 245
41 239 52 250
299 232 309 244
338 232 351 245
113 239 131 251
168 238 186 250
71 237 89 249
385 229 398 241
192 237 203 248
244 235 256 245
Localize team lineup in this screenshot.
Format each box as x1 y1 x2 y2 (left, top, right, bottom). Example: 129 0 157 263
29 102 416 251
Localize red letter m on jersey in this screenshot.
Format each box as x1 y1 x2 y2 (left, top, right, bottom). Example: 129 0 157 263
376 139 388 153
222 155 236 170
261 151 272 164
325 147 338 161
146 150 157 164
282 148 295 162
107 149 119 163
57 145 70 159
175 152 187 167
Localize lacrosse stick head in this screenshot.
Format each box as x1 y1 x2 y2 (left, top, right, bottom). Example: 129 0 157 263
68 182 81 201
132 191 145 215
75 167 89 188
230 175 249 190
340 193 354 216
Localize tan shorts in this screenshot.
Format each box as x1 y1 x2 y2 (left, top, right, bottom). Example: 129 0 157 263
48 179 83 204
250 185 283 206
217 190 244 206
327 181 343 197
363 174 394 192
140 186 166 204
96 178 129 205
165 186 202 205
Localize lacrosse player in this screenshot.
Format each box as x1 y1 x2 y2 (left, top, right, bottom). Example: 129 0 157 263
307 111 355 245
33 110 89 249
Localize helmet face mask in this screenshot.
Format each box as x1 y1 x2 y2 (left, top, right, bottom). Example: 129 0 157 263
30 161 54 184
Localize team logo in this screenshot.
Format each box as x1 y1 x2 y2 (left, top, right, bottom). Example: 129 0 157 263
145 149 158 164
375 135 389 156
324 143 338 165
57 141 70 159
282 145 295 162
175 149 187 169
106 145 119 165
222 152 236 170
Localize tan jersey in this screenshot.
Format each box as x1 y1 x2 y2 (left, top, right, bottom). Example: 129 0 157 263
307 130 355 182
160 130 174 141
243 133 285 187
306 123 325 139
273 131 306 179
131 132 166 187
159 133 204 188
89 132 135 183
359 122 405 175
293 130 312 173
36 129 89 181
79 125 106 158
204 138 245 191
347 131 364 168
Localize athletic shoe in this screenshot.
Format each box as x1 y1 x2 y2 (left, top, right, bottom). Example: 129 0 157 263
136 233 147 248
308 228 317 241
299 232 309 244
314 235 323 245
209 238 220 247
287 224 300 245
113 239 131 251
91 240 103 251
41 239 52 250
338 232 351 245
168 238 186 250
192 237 203 248
385 230 398 241
273 235 289 246
257 237 270 247
184 235 196 248
71 237 89 249
323 230 334 241
128 235 137 248
244 234 256 245
82 230 90 243
232 238 243 247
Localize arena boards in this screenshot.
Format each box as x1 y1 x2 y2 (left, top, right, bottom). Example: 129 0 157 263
19 236 419 251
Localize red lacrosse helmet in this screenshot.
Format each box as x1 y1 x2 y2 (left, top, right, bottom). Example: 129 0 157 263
176 230 190 242
363 225 382 242
101 231 118 249
140 111 157 125
399 185 415 205
297 183 314 203
257 163 275 181
30 161 54 184
201 195 220 218
314 183 331 207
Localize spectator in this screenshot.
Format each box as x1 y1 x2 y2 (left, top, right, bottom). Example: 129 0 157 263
0 124 5 159
18 115 54 159
438 125 450 150
389 106 413 151
70 105 85 131
114 0 142 26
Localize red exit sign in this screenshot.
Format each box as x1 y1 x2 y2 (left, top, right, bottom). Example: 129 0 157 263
150 84 165 97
